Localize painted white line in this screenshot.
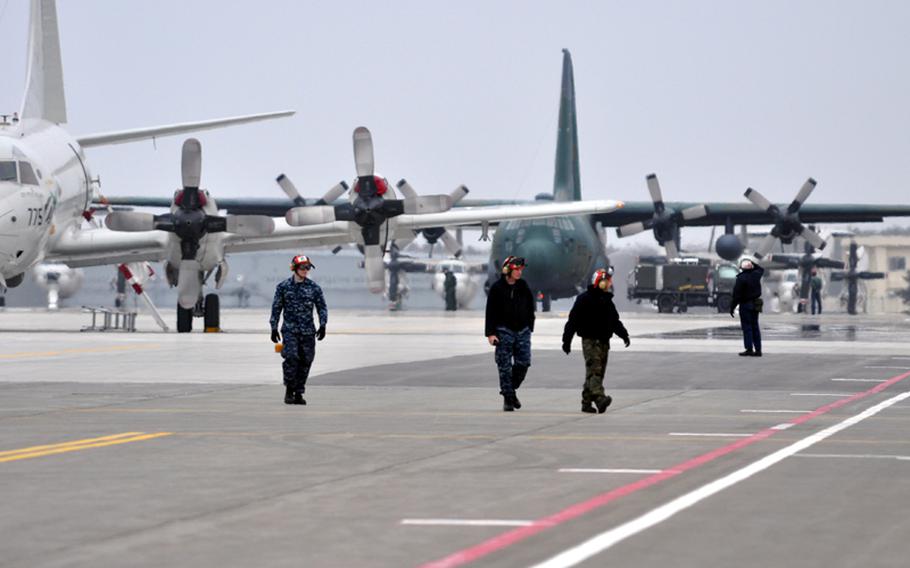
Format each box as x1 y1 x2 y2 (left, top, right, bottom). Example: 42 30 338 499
401 519 533 527
668 432 751 438
790 393 855 397
740 409 810 414
865 366 910 370
796 453 910 461
831 379 886 383
890 357 910 360
529 390 910 568
559 468 663 474
771 424 794 431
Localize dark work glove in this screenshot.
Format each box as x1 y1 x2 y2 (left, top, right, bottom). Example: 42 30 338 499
623 337 631 348
729 308 736 318
562 342 571 355
316 325 326 341
271 329 281 343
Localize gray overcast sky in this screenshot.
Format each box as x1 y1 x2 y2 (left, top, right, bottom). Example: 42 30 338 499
1 0 908 223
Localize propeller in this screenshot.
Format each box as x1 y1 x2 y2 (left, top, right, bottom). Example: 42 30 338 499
105 138 275 309
281 127 465 292
744 178 827 259
615 173 709 258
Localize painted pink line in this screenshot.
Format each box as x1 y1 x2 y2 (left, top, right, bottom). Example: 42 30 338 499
418 369 910 568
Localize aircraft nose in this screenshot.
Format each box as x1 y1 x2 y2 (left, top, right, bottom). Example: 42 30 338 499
515 238 561 291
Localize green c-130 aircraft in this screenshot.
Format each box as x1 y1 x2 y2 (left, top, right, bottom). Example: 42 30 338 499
101 50 910 311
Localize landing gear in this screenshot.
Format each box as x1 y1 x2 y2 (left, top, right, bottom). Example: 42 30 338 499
204 293 220 332
176 305 193 333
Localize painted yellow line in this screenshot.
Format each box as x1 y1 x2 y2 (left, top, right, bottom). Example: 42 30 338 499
0 432 172 463
0 344 162 360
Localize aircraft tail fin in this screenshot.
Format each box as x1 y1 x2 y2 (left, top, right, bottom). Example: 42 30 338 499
552 49 581 203
20 0 67 125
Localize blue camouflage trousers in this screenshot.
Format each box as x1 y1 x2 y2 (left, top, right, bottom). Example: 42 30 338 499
494 327 531 396
282 333 316 393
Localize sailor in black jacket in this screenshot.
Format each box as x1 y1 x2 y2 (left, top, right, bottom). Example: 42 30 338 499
562 269 630 413
730 258 764 357
485 256 535 411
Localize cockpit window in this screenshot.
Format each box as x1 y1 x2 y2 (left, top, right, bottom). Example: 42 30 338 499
0 161 16 182
19 162 39 185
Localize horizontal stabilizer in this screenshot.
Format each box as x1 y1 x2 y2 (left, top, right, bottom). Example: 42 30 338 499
76 110 295 148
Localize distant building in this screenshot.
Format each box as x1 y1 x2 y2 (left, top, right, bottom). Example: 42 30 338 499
835 235 910 314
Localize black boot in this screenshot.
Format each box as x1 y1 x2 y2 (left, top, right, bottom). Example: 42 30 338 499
738 349 754 357
596 395 613 414
752 351 763 357
511 394 521 410
294 392 307 405
581 401 596 414
284 385 295 405
503 395 515 412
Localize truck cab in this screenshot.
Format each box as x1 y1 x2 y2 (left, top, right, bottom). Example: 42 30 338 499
627 256 737 313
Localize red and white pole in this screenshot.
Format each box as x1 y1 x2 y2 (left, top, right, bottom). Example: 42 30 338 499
118 264 169 331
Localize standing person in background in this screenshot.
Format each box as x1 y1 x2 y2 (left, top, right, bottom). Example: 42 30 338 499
562 269 630 414
271 255 328 405
730 258 764 357
444 268 457 311
484 256 535 412
810 268 824 315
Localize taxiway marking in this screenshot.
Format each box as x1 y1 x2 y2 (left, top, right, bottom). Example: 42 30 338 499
529 389 910 568
740 409 810 414
790 393 855 397
0 432 173 463
669 432 751 437
402 519 533 527
0 343 161 361
559 469 663 474
418 369 910 568
796 453 910 461
831 378 886 383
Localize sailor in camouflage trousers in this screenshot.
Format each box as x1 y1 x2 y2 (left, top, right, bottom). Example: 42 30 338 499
271 255 328 405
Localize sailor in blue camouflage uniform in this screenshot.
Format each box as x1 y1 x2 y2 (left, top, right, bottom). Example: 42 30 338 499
270 255 328 405
485 256 535 412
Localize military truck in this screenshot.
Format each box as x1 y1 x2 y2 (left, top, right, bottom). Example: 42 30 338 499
627 257 737 313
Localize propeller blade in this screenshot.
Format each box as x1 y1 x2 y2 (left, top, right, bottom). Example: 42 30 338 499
799 224 827 250
177 260 201 310
449 184 470 204
744 187 775 213
645 173 664 207
789 177 817 213
276 174 306 206
363 244 385 293
393 233 417 250
753 232 778 259
616 221 647 238
225 215 275 236
814 258 845 269
440 229 463 258
320 181 349 204
353 126 374 177
402 195 453 214
105 211 157 232
181 138 202 188
663 240 679 259
285 206 336 226
680 204 709 221
396 179 418 200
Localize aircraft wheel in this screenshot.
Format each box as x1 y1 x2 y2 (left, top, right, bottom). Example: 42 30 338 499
657 294 675 314
203 293 220 332
177 305 193 333
716 294 732 314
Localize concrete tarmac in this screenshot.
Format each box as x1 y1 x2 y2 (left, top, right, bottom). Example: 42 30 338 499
1 308 909 567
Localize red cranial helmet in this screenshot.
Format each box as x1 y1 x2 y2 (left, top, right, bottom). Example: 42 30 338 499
592 268 612 290
501 256 527 274
290 255 315 271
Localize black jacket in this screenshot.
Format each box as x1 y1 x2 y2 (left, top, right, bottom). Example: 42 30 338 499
730 264 764 312
484 277 535 336
562 286 629 346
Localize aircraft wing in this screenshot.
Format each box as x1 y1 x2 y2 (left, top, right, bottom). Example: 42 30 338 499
44 228 170 267
76 110 295 148
393 199 624 230
590 202 910 227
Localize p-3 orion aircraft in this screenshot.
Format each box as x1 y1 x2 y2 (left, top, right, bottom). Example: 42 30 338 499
2 0 624 330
